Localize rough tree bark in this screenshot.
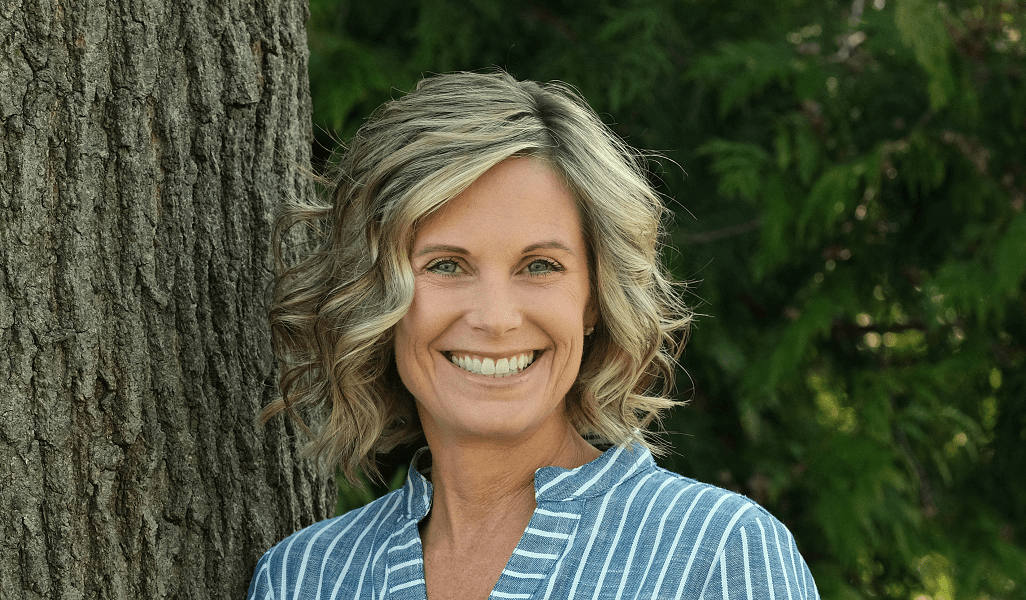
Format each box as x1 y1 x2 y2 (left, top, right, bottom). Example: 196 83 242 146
0 0 335 598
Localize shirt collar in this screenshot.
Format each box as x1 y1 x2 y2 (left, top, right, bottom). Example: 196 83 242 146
403 446 434 521
533 441 654 501
401 441 656 519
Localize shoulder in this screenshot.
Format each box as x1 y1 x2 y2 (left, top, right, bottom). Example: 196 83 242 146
603 466 819 599
606 463 762 525
647 466 787 536
247 489 406 600
263 489 406 566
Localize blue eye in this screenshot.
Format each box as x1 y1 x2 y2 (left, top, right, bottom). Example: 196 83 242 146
426 259 461 276
526 259 562 275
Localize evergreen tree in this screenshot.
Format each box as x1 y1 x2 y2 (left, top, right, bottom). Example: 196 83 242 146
307 1 1026 597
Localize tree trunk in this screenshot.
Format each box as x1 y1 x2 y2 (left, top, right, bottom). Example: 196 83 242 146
0 0 335 598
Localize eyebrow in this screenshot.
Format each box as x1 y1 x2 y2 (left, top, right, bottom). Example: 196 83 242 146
413 241 577 257
522 241 576 256
413 244 468 257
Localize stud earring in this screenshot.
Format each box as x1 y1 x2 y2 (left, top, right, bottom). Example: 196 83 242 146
584 326 594 336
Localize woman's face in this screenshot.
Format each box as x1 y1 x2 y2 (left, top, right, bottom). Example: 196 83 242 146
395 157 596 445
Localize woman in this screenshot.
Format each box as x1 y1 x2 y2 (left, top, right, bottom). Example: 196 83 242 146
250 71 818 600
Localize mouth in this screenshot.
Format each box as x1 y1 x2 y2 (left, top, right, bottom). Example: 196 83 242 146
444 351 539 377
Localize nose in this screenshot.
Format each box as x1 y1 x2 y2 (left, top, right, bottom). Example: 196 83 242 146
464 275 523 336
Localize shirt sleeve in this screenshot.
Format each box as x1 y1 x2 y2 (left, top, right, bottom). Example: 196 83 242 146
701 511 820 600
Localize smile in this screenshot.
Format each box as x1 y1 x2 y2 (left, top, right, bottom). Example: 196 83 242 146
446 352 537 377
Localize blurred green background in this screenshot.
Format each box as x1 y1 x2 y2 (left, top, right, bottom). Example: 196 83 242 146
306 0 1026 598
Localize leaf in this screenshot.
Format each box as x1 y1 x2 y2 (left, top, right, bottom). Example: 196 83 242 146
687 40 797 118
794 118 820 186
902 130 947 198
753 174 792 280
894 0 955 111
994 213 1026 297
797 164 858 244
774 123 792 171
766 295 837 388
697 139 772 203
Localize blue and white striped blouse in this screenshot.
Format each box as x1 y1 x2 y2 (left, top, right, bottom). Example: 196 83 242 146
248 443 819 599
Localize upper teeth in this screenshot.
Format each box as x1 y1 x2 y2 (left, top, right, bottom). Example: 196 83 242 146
450 353 535 377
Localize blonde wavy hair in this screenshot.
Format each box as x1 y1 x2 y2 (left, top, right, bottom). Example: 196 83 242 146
265 71 691 484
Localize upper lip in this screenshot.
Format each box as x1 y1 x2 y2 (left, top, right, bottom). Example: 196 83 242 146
443 350 542 359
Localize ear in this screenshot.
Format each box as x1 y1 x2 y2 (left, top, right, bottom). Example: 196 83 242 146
584 295 599 331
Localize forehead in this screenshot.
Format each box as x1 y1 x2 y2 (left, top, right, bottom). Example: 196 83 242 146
412 158 585 252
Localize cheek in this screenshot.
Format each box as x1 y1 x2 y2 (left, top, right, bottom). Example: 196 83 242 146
393 317 429 404
394 289 444 365
393 320 413 377
550 275 593 328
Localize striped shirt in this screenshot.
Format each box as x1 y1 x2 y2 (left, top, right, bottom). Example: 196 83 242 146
248 443 819 599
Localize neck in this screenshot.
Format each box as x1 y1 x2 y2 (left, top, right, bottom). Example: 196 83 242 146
418 421 600 548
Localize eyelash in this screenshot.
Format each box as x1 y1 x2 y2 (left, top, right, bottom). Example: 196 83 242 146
425 258 462 277
423 257 564 277
525 258 563 276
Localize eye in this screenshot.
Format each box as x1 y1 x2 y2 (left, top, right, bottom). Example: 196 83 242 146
525 258 563 276
425 258 462 276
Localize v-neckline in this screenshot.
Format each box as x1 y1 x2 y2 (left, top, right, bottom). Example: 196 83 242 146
380 444 650 599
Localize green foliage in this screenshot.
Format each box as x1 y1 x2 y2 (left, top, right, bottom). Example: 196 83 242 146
336 466 407 515
305 1 1026 597
697 140 772 203
895 0 957 110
